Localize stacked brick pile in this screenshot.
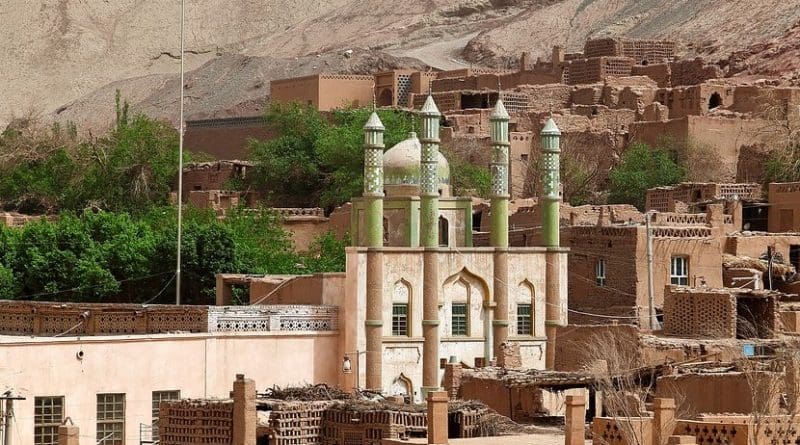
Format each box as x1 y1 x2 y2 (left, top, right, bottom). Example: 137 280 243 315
263 400 332 445
159 399 234 445
321 404 427 445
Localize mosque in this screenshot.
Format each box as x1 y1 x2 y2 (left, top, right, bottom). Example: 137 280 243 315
342 95 568 399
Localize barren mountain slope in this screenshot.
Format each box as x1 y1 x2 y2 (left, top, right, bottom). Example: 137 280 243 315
3 0 800 130
52 50 427 131
461 0 800 65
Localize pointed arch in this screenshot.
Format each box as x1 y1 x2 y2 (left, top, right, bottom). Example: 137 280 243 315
442 267 490 304
511 279 536 336
392 278 411 304
442 267 491 337
389 373 413 398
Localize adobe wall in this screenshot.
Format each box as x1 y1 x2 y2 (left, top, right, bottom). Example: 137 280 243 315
318 75 376 110
250 273 346 306
669 58 723 87
563 57 634 85
564 225 641 316
725 233 800 265
182 161 249 200
553 324 640 372
768 182 800 232
184 117 273 160
271 75 321 107
655 373 756 415
650 228 724 302
282 216 332 251
510 132 533 199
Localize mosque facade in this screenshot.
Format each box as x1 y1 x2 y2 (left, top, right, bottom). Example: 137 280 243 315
343 95 569 398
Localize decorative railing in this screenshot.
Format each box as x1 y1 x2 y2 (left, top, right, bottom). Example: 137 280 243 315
0 301 338 336
208 305 339 333
653 212 708 226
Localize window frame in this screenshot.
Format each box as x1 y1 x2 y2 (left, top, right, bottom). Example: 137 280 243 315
670 256 689 286
96 393 125 445
34 396 64 445
451 303 468 336
391 303 409 336
595 259 606 286
516 304 532 336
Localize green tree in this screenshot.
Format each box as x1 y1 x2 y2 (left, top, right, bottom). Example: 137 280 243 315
608 143 686 209
250 103 417 210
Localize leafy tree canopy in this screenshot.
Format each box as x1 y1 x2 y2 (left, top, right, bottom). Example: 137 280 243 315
608 142 686 210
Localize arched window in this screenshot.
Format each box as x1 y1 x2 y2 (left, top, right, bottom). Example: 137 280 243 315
383 217 389 244
438 216 449 247
391 280 411 336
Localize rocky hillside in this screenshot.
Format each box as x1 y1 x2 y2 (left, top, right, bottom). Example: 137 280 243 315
3 0 800 130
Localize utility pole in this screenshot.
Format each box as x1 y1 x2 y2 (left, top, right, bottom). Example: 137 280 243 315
645 211 658 330
175 0 186 305
1 392 26 445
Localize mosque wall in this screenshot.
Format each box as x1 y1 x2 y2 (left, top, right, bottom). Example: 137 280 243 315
344 247 565 396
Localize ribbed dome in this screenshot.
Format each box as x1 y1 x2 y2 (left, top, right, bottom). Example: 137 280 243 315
383 132 450 187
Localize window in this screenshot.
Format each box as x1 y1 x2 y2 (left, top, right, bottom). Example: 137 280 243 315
451 303 468 336
595 259 606 286
670 256 689 286
517 304 532 335
392 304 408 336
97 393 125 445
34 397 64 445
520 153 529 161
438 216 449 247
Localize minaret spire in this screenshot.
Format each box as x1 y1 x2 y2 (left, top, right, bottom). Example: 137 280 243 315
363 111 385 391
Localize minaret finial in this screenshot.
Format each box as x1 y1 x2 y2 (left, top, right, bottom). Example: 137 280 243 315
497 76 502 101
372 80 376 111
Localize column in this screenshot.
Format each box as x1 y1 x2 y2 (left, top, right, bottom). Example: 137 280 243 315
541 117 563 369
490 99 510 359
232 374 256 445
564 395 586 445
427 391 449 445
420 95 442 396
653 398 677 445
362 112 386 391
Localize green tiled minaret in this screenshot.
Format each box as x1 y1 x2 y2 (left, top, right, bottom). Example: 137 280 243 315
363 112 385 247
490 99 510 247
540 118 561 247
419 95 441 247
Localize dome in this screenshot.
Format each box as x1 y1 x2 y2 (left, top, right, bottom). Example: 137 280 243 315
383 132 450 188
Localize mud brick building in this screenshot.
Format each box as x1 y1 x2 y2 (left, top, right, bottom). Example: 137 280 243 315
646 182 762 213
769 182 800 233
270 74 375 111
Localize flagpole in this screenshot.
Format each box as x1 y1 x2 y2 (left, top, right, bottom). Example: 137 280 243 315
175 0 185 305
